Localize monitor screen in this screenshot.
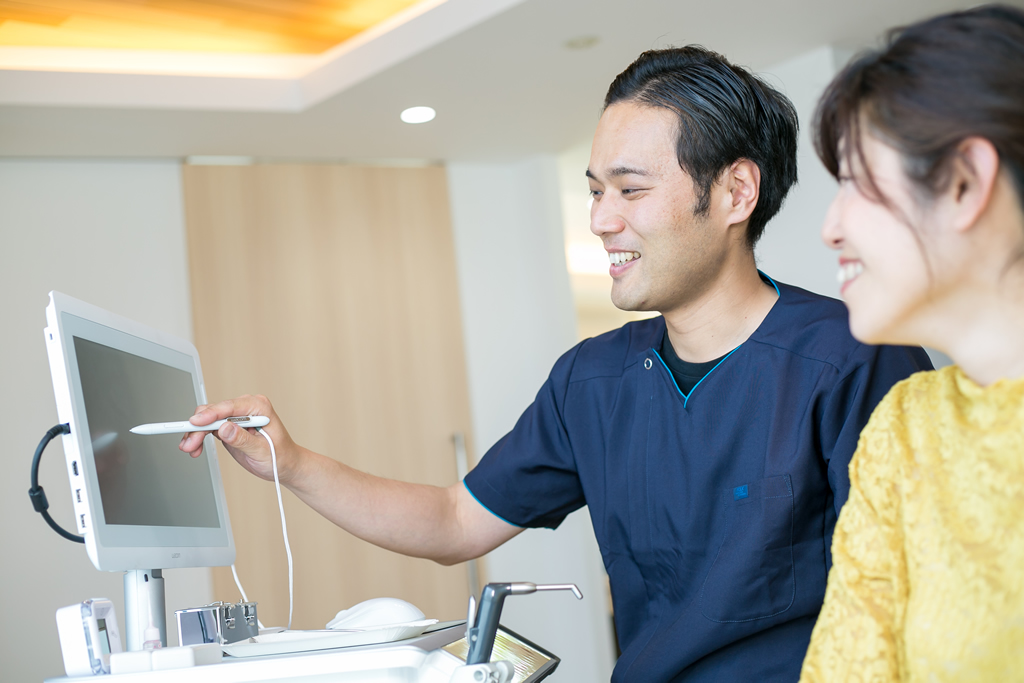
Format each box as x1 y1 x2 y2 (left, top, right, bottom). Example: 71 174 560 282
45 291 234 572
74 337 219 529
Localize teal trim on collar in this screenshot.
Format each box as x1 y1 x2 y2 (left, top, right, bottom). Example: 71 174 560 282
682 347 739 408
758 270 781 296
463 480 524 529
651 346 740 409
648 271 772 408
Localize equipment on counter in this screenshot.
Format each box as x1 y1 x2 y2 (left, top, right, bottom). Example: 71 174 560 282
56 598 122 676
177 602 259 646
465 582 583 666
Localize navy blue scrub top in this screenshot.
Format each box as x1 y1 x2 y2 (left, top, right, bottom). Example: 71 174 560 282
464 278 932 682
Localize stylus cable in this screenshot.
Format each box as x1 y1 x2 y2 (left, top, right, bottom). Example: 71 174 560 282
28 423 86 544
229 427 293 631
229 564 266 630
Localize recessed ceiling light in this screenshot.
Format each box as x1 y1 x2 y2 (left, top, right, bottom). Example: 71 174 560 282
565 35 600 50
400 106 436 124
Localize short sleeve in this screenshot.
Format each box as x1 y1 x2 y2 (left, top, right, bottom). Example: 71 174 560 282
818 344 930 564
800 391 909 682
463 344 586 529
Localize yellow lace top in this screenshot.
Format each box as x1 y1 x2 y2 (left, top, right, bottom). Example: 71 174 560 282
800 365 1024 682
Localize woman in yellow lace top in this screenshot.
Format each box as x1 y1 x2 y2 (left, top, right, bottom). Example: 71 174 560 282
800 6 1024 681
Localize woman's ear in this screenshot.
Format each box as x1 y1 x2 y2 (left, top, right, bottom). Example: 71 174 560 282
947 137 1000 233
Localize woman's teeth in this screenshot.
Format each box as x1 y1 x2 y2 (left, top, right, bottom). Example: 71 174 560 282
609 251 641 266
837 261 864 286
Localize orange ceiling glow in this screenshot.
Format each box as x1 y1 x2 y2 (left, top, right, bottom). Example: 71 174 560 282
0 0 425 54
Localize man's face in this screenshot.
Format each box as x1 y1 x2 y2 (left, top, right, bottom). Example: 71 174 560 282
588 102 730 314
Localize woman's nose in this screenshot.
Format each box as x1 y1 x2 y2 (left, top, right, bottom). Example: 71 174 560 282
821 195 844 250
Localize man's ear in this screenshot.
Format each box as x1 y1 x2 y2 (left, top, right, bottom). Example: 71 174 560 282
720 159 761 228
947 137 1000 233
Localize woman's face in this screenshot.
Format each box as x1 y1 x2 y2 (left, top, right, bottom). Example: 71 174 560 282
821 133 934 346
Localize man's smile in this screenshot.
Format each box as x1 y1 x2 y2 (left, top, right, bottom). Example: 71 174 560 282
608 250 641 266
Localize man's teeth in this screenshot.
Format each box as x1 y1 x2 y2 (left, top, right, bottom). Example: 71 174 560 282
837 261 864 285
609 251 641 266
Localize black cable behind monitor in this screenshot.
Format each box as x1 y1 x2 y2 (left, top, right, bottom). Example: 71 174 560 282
29 423 85 543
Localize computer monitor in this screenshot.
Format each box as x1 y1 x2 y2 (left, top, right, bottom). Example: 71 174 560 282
44 291 235 647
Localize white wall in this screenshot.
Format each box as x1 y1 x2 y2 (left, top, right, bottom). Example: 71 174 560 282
0 159 213 681
447 157 617 681
755 45 846 298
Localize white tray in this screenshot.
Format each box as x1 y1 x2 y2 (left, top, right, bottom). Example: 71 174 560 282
222 620 439 658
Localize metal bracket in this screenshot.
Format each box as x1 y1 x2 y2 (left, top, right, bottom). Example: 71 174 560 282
465 582 582 665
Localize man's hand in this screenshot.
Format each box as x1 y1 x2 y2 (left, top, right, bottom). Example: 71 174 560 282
179 394 300 484
179 394 522 564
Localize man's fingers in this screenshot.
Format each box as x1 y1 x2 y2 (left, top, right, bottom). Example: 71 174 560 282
218 421 257 453
190 399 241 426
193 395 268 424
180 424 252 460
178 394 277 471
178 431 206 458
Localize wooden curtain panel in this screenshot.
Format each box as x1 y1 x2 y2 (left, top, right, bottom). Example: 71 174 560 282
183 163 475 629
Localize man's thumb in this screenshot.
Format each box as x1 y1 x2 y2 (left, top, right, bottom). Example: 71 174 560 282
219 421 255 451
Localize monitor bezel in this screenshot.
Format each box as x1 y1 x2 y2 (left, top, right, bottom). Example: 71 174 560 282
45 291 235 572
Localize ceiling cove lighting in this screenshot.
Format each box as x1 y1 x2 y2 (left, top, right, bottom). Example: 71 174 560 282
400 106 435 124
0 0 425 54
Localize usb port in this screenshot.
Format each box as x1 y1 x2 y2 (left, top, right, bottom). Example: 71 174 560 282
79 514 86 529
72 461 78 476
76 489 82 503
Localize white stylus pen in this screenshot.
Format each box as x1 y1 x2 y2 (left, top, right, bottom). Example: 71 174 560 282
129 415 270 436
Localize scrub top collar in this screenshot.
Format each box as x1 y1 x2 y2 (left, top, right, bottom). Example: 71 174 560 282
642 271 782 408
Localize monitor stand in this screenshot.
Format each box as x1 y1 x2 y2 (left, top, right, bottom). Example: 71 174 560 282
124 569 166 650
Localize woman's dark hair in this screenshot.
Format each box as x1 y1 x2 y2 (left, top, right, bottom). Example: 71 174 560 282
815 4 1024 210
605 46 799 249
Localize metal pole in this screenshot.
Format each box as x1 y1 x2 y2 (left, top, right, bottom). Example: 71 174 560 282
123 569 166 650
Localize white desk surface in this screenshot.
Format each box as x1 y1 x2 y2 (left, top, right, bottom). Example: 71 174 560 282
46 624 467 683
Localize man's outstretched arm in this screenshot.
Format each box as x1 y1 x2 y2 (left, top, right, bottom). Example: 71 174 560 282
179 395 523 566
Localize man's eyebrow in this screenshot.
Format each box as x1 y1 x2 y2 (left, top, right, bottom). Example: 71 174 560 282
585 166 650 180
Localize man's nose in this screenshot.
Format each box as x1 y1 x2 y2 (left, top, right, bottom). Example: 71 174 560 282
590 196 625 237
821 195 844 250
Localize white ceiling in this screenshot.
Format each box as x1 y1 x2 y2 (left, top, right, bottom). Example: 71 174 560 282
0 0 1016 161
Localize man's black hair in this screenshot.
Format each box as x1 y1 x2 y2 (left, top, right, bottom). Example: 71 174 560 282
605 46 799 248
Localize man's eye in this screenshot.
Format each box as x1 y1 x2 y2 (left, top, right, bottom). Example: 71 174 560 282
589 189 603 198
622 188 645 196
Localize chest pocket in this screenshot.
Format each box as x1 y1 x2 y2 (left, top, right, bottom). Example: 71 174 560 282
699 473 795 623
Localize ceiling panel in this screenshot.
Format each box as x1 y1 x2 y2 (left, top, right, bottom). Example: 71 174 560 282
0 0 423 53
2 0 1023 160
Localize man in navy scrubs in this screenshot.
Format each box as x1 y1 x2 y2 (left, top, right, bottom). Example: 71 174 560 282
184 47 931 681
